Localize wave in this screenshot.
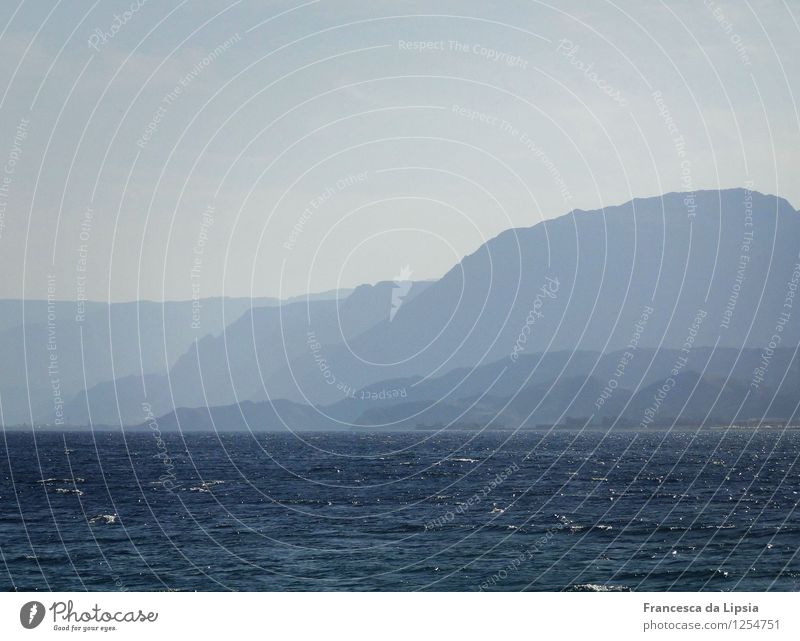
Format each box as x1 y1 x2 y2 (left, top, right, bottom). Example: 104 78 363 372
89 514 119 525
567 583 630 592
188 480 225 493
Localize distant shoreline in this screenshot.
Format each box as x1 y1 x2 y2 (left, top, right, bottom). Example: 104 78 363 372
4 424 800 433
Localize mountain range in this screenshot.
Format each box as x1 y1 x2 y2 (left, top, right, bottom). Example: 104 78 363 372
3 188 798 431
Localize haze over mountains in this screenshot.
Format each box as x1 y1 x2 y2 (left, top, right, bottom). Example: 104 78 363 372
3 188 798 431
0 292 344 426
0 298 261 426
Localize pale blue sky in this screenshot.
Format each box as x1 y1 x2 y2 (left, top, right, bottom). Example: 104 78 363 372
0 0 797 301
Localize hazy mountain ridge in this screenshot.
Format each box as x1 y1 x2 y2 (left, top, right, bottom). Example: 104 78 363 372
130 354 799 432
0 298 271 425
59 280 432 424
5 188 799 430
250 189 800 407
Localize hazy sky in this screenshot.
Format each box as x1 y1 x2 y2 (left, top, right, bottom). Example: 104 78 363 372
0 0 798 301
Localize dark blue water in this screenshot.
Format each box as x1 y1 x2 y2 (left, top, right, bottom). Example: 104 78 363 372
1 429 798 591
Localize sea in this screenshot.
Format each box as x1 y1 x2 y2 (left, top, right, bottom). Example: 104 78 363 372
1 429 798 591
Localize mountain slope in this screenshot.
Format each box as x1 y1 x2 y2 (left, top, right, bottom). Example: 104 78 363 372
262 189 800 405
55 188 800 427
